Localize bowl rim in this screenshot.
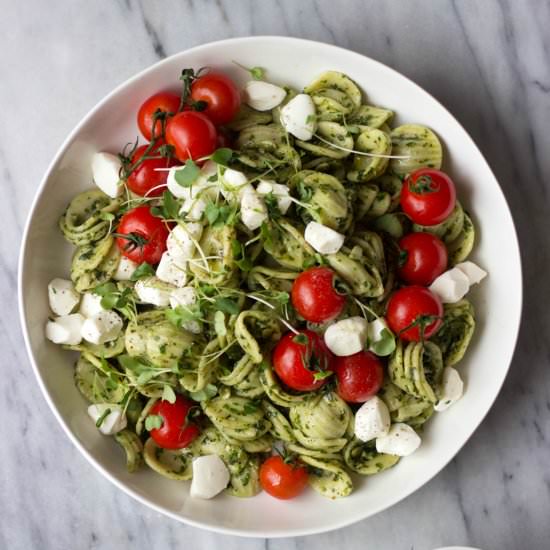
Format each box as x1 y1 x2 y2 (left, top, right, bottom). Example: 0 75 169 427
17 35 523 538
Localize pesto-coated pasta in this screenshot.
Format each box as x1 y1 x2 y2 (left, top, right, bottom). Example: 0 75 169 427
47 65 483 503
388 340 445 403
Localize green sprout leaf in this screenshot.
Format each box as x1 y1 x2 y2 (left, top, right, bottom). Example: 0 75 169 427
214 297 240 315
165 304 202 327
231 239 253 271
205 202 221 225
264 193 282 219
232 61 265 80
151 190 181 221
210 147 234 167
189 384 218 402
204 202 239 227
174 160 200 187
161 384 177 404
130 262 155 281
145 414 164 431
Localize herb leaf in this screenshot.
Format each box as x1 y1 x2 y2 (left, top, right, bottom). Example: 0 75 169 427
260 221 273 246
231 239 253 271
174 160 200 188
214 297 240 315
211 148 233 167
166 304 202 327
233 61 265 80
130 262 155 281
151 191 180 220
204 202 239 227
205 202 221 225
145 414 164 431
93 284 135 319
162 385 177 404
264 193 282 219
189 384 218 402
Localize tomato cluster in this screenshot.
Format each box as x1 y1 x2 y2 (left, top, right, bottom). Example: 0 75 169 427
386 167 457 342
273 169 459 414
115 71 241 264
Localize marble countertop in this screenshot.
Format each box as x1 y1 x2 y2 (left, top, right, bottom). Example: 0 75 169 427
2 0 549 548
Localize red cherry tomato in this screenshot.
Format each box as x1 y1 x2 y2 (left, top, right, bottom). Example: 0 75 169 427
190 72 241 125
148 395 200 450
398 232 448 286
166 111 218 162
272 330 334 392
401 168 456 226
259 455 309 500
137 92 181 141
126 143 178 197
115 205 168 264
334 351 384 403
386 286 443 342
291 267 347 324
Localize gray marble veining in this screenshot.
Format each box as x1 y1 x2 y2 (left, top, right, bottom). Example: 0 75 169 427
1 0 549 548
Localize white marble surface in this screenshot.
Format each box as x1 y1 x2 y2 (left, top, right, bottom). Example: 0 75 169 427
2 0 549 548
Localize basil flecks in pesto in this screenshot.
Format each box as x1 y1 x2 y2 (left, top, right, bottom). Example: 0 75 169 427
45 65 485 502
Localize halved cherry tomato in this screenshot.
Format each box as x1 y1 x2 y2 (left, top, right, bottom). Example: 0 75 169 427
401 168 456 226
115 205 168 264
386 286 443 342
334 351 384 403
291 267 347 324
190 72 241 125
398 232 448 286
260 455 308 500
272 330 334 392
166 111 218 162
137 91 181 141
148 395 200 450
126 143 178 197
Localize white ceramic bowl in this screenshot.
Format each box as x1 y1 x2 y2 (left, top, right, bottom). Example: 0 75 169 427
18 37 522 537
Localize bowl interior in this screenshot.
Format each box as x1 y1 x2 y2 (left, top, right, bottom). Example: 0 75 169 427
19 37 522 537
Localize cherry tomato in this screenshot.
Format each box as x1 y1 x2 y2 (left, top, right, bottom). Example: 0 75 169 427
398 232 448 286
148 395 200 450
334 351 384 403
115 205 168 264
386 286 443 342
291 267 346 324
401 168 456 226
126 143 178 197
272 330 334 392
259 455 308 500
137 92 181 141
190 72 241 125
166 111 218 162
